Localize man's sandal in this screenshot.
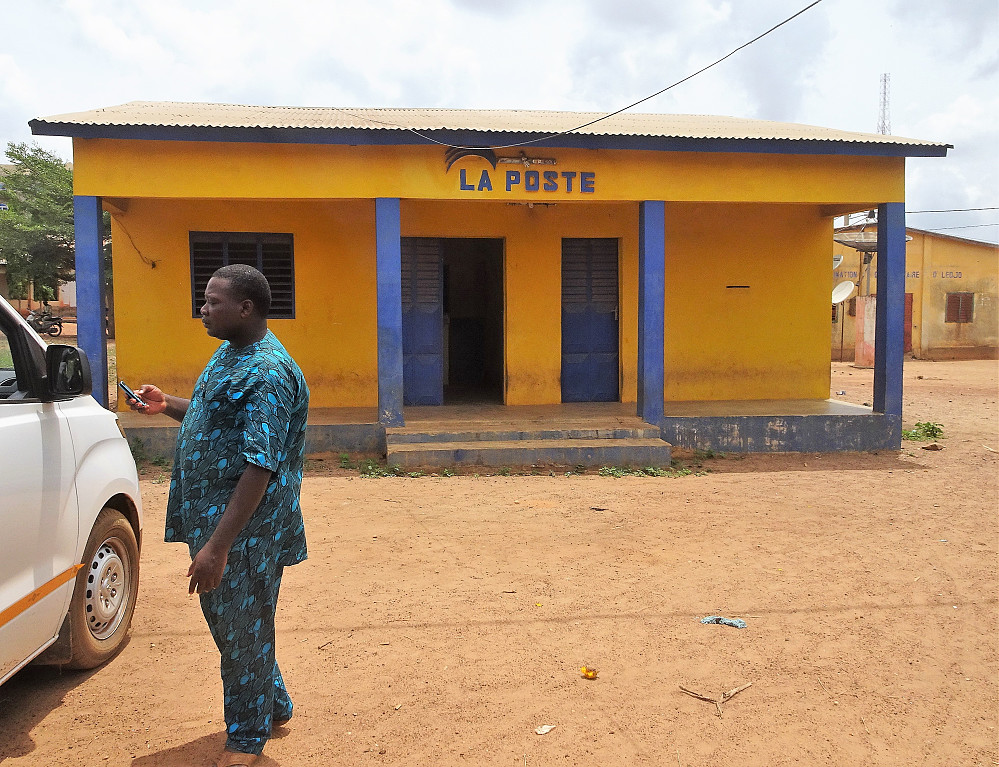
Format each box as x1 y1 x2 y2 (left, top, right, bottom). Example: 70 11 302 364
215 750 258 767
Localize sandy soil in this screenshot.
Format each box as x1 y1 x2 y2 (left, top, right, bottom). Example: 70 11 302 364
1 360 996 767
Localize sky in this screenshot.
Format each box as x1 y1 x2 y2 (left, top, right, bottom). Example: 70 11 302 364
2 0 996 243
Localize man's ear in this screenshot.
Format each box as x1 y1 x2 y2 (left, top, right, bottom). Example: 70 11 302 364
240 299 254 317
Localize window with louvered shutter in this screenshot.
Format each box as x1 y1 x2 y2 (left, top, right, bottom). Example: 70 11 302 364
189 232 295 319
944 292 974 324
561 238 618 307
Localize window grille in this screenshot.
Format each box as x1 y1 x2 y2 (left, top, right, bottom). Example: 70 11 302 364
189 232 294 318
945 292 974 324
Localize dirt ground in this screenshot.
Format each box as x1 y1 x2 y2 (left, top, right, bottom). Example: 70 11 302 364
1 359 996 766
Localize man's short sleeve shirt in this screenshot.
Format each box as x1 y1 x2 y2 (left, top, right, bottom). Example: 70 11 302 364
165 331 309 569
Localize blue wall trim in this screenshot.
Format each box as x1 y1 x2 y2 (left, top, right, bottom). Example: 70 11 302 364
638 201 665 426
73 195 107 408
122 413 902 459
124 422 387 460
661 413 901 453
29 121 950 158
376 198 405 427
873 202 905 437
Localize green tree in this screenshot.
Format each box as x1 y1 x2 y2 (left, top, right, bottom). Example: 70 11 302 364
0 142 75 299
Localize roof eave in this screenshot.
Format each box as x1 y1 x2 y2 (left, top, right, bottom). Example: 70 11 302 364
29 121 952 158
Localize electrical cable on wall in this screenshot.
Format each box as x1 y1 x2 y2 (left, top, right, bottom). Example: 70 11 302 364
109 213 157 268
342 0 826 151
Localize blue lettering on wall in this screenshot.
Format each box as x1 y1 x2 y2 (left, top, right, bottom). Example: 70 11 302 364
454 166 597 194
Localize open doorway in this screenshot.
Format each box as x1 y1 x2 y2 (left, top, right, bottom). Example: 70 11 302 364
443 238 503 403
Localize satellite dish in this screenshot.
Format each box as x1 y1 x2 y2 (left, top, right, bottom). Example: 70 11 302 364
834 231 879 252
832 280 856 304
833 254 844 269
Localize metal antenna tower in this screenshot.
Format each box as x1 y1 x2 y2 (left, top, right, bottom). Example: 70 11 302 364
878 73 891 134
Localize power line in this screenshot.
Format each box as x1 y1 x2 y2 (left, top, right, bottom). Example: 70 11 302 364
923 222 998 231
345 0 827 151
906 207 998 213
844 208 996 224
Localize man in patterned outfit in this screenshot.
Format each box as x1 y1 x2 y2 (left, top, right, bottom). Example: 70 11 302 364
127 264 309 767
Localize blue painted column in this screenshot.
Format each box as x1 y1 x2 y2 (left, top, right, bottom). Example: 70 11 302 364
375 198 404 426
873 202 905 442
73 195 108 407
637 201 666 426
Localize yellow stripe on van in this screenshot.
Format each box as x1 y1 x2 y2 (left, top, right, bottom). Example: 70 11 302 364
0 564 84 629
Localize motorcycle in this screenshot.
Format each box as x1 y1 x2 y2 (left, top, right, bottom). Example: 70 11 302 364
26 308 64 337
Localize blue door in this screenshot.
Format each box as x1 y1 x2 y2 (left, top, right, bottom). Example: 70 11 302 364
561 238 619 402
402 238 444 405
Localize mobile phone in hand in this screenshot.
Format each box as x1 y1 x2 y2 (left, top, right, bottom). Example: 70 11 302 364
118 381 147 407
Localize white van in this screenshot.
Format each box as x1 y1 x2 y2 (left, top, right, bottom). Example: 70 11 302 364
0 295 143 684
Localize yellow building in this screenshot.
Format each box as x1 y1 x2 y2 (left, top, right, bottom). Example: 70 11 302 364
32 102 950 456
832 226 998 361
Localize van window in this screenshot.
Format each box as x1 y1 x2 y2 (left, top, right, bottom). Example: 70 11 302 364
0 325 28 400
0 328 17 398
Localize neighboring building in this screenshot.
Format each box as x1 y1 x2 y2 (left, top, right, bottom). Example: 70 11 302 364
31 101 949 454
832 226 998 361
0 268 77 315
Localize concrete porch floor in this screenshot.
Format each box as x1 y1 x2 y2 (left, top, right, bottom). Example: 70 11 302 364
115 398 869 431
116 402 661 435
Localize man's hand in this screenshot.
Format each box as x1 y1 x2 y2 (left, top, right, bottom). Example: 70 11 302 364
187 540 228 595
129 385 190 422
129 384 167 415
185 464 273 596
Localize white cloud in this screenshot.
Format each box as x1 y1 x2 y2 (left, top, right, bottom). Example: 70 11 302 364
61 0 173 70
0 54 34 106
0 0 994 240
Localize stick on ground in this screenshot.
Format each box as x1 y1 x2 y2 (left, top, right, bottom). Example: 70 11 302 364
679 682 753 717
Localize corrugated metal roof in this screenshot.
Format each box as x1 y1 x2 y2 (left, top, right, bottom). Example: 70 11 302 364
33 101 949 149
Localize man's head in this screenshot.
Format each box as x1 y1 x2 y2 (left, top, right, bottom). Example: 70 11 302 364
213 264 272 317
200 264 271 344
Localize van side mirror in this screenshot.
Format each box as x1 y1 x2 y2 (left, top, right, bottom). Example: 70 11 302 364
45 345 92 399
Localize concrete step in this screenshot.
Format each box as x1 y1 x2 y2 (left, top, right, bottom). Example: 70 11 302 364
386 425 662 444
387 437 672 469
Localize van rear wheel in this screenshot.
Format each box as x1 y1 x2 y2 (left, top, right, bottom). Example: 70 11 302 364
65 508 139 669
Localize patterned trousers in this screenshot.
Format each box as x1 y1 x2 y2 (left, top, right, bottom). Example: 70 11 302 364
199 545 293 756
